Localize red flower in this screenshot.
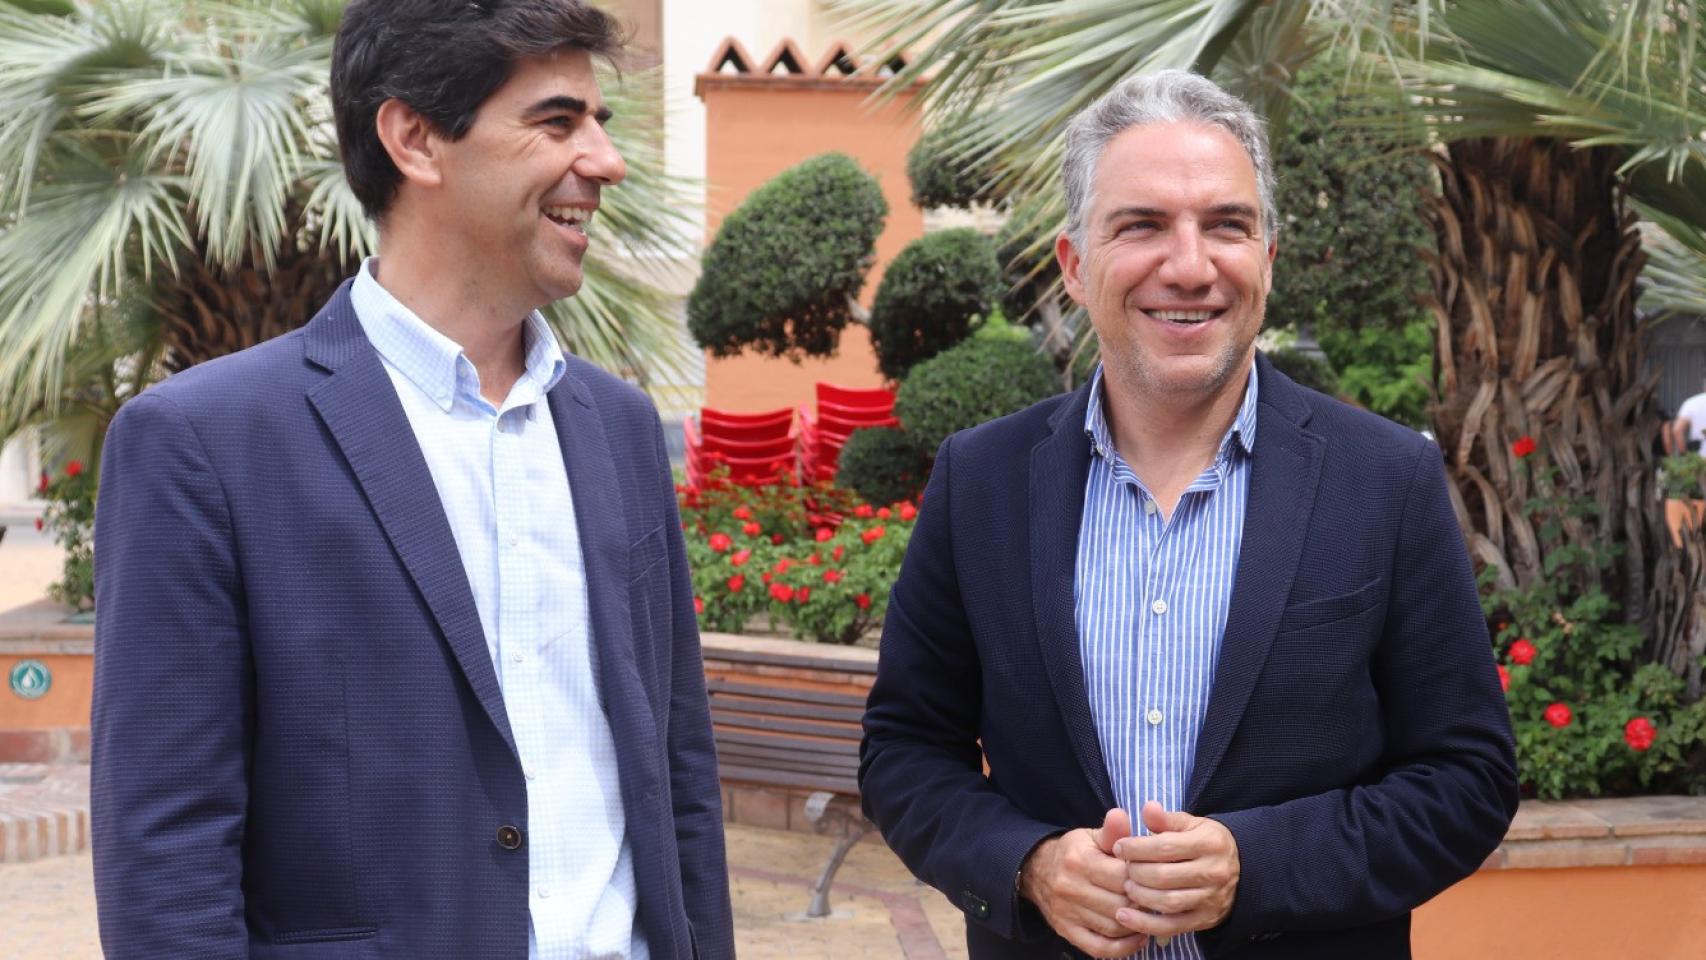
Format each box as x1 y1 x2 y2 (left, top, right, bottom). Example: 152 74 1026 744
854 593 872 610
761 572 773 583
854 504 875 518
832 545 845 561
34 517 45 532
1497 665 1511 693
1508 638 1537 666
730 549 752 567
796 586 811 603
877 507 891 519
742 521 762 537
769 582 795 603
693 596 705 615
1624 717 1657 752
1511 436 1537 459
807 552 821 566
1543 703 1573 728
708 532 733 553
861 525 887 545
823 569 843 584
37 471 48 493
727 574 745 593
899 502 917 521
771 533 784 545
815 527 834 542
775 558 793 574
65 460 83 477
733 506 752 520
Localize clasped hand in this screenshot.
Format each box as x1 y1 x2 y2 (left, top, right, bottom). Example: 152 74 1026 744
1018 801 1239 958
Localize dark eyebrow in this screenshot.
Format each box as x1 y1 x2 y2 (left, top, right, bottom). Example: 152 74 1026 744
523 95 614 125
1102 203 1259 227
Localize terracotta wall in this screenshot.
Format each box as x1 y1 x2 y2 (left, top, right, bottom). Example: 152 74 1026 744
697 66 923 413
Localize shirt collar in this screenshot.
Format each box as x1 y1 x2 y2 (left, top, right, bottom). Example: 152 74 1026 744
1083 361 1260 463
350 257 567 416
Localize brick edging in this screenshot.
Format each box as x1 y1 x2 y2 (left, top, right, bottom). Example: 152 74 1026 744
1481 795 1706 870
0 764 90 864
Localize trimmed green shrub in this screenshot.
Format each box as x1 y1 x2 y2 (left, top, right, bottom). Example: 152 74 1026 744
836 426 933 506
1265 348 1340 396
867 228 1003 379
906 127 1001 209
687 153 888 359
895 334 1059 454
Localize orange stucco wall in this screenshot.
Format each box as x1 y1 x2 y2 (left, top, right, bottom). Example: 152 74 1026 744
1414 864 1706 958
698 80 922 412
0 653 91 729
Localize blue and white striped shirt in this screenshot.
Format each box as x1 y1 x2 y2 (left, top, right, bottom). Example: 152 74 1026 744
351 259 645 960
1074 364 1258 960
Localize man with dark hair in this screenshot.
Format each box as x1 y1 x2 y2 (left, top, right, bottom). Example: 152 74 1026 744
860 69 1516 959
91 2 733 957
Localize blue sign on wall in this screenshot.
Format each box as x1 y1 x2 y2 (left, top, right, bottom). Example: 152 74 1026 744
8 659 51 700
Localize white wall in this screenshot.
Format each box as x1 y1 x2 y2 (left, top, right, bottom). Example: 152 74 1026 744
0 432 40 506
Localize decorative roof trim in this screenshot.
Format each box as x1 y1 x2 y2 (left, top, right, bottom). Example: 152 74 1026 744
694 37 923 99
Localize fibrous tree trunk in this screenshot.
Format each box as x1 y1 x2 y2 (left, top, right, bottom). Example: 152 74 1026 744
1428 137 1705 696
156 200 354 372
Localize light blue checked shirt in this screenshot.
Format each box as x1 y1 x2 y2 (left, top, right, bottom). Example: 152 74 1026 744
352 260 646 960
1074 363 1258 960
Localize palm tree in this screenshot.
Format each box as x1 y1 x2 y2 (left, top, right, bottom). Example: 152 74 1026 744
0 0 697 465
831 0 1706 688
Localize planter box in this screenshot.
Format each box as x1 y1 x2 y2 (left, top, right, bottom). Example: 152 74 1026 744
0 598 92 763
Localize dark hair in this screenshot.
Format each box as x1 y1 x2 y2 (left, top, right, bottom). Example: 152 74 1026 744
331 0 622 219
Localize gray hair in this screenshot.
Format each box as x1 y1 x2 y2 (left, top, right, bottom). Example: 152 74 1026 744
1062 69 1278 250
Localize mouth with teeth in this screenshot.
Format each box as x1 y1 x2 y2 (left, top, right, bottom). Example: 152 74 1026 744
1145 308 1225 326
542 203 595 238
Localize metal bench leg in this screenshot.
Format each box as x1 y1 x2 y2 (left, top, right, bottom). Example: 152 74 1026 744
806 812 871 918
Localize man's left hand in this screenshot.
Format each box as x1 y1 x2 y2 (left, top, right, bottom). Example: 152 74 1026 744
1110 801 1240 938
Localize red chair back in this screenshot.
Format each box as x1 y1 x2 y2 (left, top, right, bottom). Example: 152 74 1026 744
816 382 895 412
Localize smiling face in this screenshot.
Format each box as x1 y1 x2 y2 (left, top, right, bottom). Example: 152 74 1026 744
1058 120 1275 407
430 48 625 309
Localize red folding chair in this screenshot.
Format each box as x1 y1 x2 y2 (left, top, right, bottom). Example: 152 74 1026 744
816 382 895 413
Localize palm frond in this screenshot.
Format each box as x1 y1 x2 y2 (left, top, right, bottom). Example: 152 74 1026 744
1636 197 1706 318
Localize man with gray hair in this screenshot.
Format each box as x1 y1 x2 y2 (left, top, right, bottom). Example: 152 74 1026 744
860 69 1516 958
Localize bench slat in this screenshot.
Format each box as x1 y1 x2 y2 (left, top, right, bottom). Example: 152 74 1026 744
713 729 860 756
706 677 868 709
709 696 864 725
717 742 860 771
710 708 861 740
718 763 858 795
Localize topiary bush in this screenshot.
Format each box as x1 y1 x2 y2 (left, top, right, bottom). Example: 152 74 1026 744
906 126 1002 210
894 334 1059 455
867 228 1003 379
687 153 888 360
836 425 933 506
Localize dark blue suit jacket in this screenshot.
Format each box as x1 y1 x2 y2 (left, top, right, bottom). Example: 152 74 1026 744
92 283 733 959
860 355 1518 959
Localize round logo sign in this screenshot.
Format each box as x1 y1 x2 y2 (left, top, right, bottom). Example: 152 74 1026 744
8 660 51 700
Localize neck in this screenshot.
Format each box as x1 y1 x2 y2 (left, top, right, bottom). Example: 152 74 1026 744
1100 353 1254 513
374 218 532 402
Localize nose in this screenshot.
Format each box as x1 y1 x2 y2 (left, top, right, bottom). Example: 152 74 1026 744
575 121 626 186
1155 222 1216 290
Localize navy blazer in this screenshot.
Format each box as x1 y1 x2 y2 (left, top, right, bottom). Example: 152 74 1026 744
860 355 1518 959
92 283 733 959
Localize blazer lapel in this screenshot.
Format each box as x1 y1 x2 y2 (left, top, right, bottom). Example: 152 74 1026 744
1186 356 1324 808
1030 382 1117 811
303 285 517 757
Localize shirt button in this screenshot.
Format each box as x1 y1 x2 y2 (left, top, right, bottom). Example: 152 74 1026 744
1151 599 1167 615
1144 499 1158 516
508 534 520 548
510 651 525 664
536 886 551 899
523 766 536 781
1147 708 1164 726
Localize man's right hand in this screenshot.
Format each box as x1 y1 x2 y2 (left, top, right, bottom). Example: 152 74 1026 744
1019 809 1150 958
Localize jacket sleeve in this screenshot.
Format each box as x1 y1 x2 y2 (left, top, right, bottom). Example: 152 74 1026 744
653 414 735 959
859 435 1064 943
91 392 254 957
1198 442 1519 954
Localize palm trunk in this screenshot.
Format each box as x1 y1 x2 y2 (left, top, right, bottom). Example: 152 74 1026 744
1428 137 1704 695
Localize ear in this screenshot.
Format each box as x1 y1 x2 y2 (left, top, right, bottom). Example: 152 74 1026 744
1056 231 1087 306
374 98 445 190
1262 234 1278 295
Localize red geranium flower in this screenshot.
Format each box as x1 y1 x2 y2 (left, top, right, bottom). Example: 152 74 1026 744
1624 717 1657 752
815 527 834 542
761 572 773 583
899 502 917 521
727 574 745 593
771 533 784 545
1508 638 1537 666
854 504 875 519
831 545 845 561
730 549 751 567
807 552 821 566
854 593 872 610
1497 665 1510 693
769 582 795 603
775 558 793 574
1543 703 1573 728
733 506 752 520
65 460 83 477
796 586 811 603
1511 436 1537 458
877 507 891 519
708 532 733 553
37 471 48 493
35 517 45 532
742 521 762 536
861 525 887 545
823 569 843 584
693 597 705 615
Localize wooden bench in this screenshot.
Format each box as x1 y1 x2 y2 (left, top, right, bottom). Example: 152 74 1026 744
702 642 877 918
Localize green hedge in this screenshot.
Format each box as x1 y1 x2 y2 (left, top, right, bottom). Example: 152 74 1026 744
835 426 933 506
895 334 1059 454
906 127 1001 210
867 228 1002 380
687 153 887 359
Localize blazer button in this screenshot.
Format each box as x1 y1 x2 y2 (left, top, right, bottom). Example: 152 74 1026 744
496 824 524 850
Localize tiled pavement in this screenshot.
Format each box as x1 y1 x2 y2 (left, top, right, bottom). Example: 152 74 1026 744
0 765 967 960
